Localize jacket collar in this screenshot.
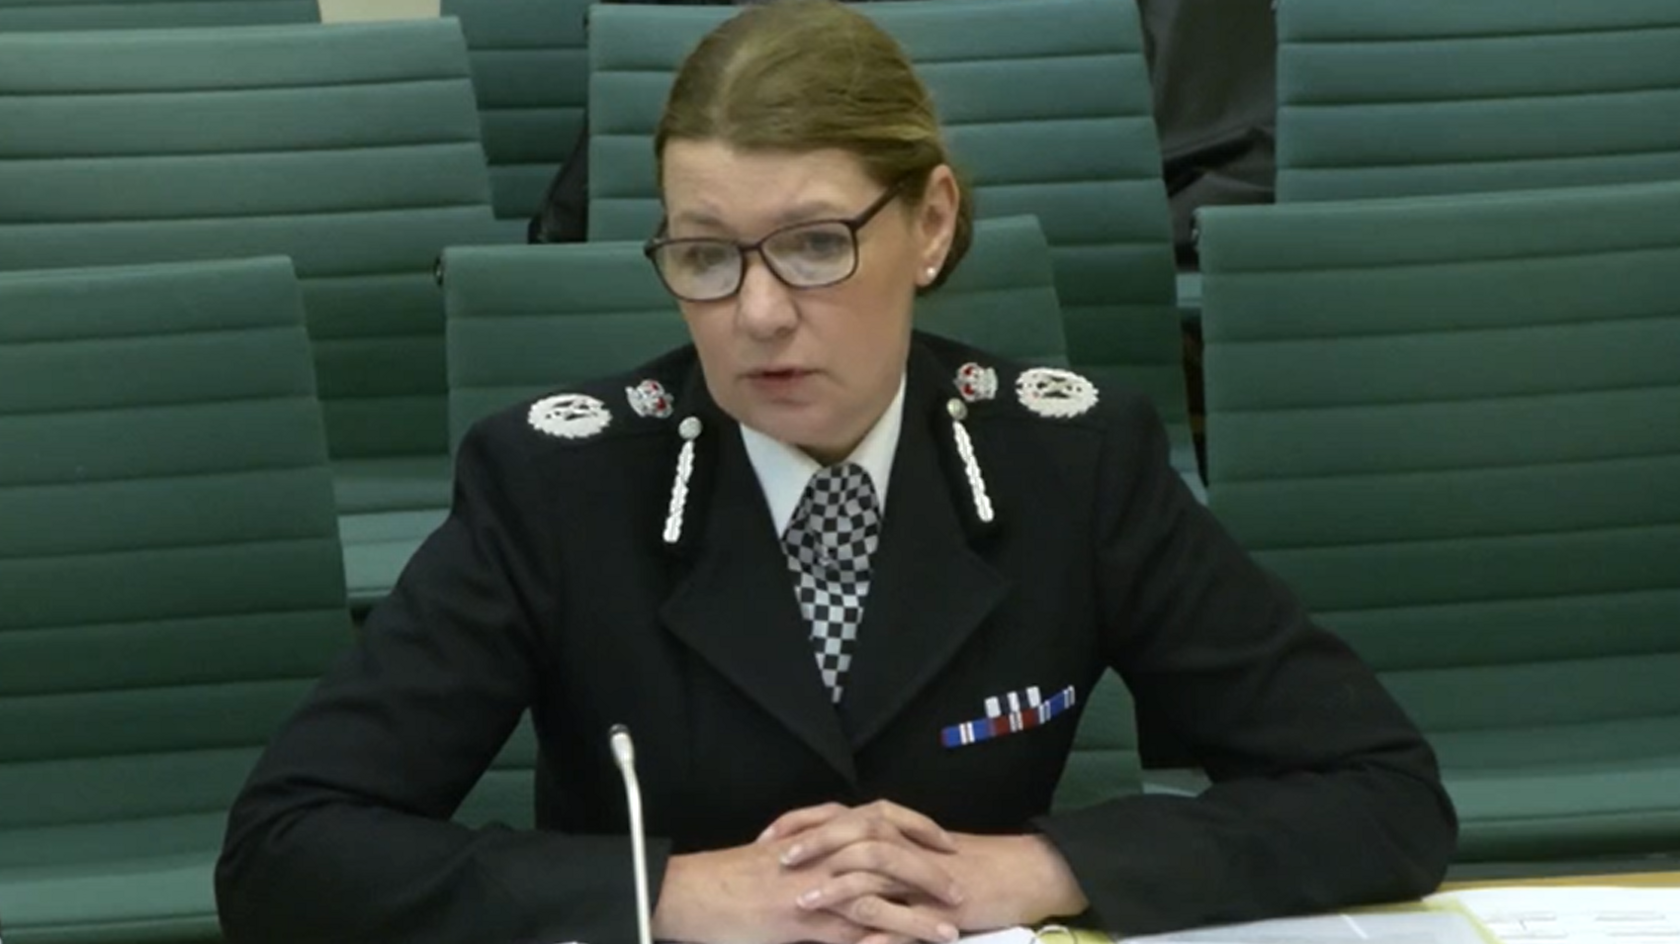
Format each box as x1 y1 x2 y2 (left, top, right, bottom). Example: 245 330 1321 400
656 339 1009 781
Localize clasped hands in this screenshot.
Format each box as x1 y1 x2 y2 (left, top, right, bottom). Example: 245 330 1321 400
651 800 1087 944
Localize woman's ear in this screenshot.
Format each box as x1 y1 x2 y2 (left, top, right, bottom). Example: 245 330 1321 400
916 164 961 285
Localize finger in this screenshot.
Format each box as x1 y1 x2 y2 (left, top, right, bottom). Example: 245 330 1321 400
801 914 910 944
857 933 917 944
865 801 958 854
796 870 911 913
779 818 882 868
821 840 964 907
834 895 959 944
759 802 849 843
782 804 955 867
797 911 879 944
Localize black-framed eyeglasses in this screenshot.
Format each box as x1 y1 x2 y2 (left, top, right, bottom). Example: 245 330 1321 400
643 181 906 303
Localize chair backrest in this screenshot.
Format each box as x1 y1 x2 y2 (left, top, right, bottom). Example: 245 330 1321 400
1277 0 1680 202
585 0 1195 482
444 214 1068 442
0 0 315 30
443 0 590 223
1198 181 1680 856
0 257 350 870
916 216 1069 368
443 241 687 446
1051 673 1142 810
0 19 508 477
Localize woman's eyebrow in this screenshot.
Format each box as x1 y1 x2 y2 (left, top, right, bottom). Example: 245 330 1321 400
668 199 848 234
773 199 847 225
669 208 726 229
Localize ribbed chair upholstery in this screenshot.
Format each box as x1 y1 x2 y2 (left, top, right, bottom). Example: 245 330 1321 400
0 0 314 30
0 19 512 608
444 0 591 226
1198 180 1680 860
442 242 684 446
916 216 1069 370
0 258 350 943
1277 0 1680 202
585 0 1196 492
443 214 1138 824
1051 674 1141 811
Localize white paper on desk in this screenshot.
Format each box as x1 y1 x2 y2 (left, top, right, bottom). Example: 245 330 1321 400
1118 910 1487 944
1432 887 1680 944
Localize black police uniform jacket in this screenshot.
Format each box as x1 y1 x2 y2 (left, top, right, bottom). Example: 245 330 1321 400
216 333 1456 944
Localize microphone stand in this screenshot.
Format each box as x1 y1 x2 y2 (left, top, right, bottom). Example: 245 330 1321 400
609 724 654 944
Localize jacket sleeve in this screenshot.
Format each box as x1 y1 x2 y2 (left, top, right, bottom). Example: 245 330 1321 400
1032 395 1457 935
215 421 670 944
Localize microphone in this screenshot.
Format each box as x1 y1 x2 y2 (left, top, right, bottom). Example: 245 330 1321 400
609 724 654 944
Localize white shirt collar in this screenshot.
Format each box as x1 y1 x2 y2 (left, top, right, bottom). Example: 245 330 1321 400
739 374 906 538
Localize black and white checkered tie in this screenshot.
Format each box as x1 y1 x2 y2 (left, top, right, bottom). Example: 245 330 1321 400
782 462 881 704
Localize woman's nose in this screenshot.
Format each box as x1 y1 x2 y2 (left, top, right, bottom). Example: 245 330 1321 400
734 253 798 338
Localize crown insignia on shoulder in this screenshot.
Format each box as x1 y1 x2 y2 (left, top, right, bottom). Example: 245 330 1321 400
955 362 998 403
626 379 675 419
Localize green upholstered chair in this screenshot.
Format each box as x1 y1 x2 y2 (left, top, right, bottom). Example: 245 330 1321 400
444 0 591 227
1197 180 1680 860
442 214 1137 823
1051 674 1142 810
0 0 314 30
442 241 685 446
917 215 1070 370
0 258 351 943
1277 0 1680 202
0 19 513 608
584 0 1197 494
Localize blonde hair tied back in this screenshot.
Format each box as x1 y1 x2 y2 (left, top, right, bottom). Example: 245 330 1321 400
654 0 975 291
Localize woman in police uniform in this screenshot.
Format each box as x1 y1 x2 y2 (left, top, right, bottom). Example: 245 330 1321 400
215 3 1456 943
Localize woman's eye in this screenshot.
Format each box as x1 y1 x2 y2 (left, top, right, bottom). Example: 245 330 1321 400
790 230 850 258
675 243 732 271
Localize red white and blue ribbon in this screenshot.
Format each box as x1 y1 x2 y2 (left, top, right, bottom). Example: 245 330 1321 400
941 685 1077 748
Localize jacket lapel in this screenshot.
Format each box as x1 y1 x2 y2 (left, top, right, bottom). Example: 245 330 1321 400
838 344 1011 749
658 367 857 785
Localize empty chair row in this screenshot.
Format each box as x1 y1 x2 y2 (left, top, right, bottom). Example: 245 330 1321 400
1196 177 1680 861
0 257 349 944
0 16 511 609
15 0 1680 224
1276 0 1680 201
0 0 315 31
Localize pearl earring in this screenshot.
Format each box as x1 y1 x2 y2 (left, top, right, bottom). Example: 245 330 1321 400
924 266 938 280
